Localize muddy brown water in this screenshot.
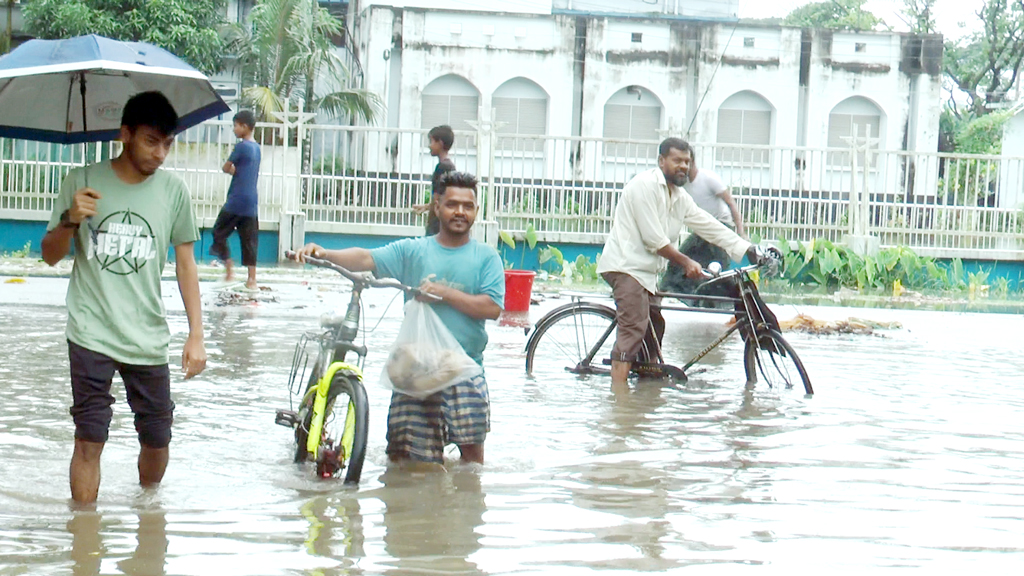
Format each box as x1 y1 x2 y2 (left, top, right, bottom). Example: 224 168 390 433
1 278 1023 573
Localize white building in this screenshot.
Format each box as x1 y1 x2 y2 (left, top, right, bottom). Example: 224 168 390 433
345 0 943 186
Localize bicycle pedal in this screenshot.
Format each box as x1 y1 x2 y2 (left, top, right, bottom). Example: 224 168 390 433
275 410 299 427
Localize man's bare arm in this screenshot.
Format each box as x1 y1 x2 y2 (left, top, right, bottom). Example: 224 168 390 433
418 282 502 320
656 244 703 279
41 225 76 266
719 188 744 237
293 243 376 273
222 161 236 175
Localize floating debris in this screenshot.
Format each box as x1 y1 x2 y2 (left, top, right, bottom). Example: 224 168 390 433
4 278 26 284
214 286 279 307
779 313 902 335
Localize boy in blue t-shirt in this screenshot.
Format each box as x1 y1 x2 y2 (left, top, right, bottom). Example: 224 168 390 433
292 172 505 465
211 110 262 289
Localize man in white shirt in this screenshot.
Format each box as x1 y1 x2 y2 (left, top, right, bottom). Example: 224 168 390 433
596 137 759 389
660 152 745 300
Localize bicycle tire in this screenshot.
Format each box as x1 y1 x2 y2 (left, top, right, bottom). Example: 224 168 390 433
296 372 370 484
525 302 617 376
743 328 813 395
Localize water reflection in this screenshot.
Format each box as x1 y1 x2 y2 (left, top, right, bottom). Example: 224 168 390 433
67 505 167 576
205 309 260 376
298 493 364 575
67 511 103 576
377 468 487 575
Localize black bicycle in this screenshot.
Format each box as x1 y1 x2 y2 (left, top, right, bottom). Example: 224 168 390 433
524 259 813 394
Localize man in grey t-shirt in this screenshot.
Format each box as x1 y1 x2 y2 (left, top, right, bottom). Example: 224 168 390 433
660 152 746 301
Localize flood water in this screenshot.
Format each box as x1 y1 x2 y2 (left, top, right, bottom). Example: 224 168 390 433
2 276 1023 574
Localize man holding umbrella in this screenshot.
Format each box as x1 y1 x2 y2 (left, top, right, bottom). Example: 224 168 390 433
40 91 207 504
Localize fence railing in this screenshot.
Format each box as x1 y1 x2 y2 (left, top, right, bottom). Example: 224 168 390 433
3 120 1024 260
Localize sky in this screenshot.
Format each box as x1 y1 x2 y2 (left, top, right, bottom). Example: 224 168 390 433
737 0 986 40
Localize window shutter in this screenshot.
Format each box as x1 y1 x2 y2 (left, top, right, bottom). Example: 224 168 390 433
629 106 660 141
493 97 520 134
603 104 632 139
743 110 771 145
421 94 450 129
518 98 547 135
717 109 744 144
448 95 479 131
828 113 853 148
829 112 880 167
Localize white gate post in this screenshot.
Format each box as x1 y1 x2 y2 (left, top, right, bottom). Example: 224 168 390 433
271 101 317 262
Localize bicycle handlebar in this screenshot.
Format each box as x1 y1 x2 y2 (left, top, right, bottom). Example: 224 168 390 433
699 253 783 282
286 250 442 301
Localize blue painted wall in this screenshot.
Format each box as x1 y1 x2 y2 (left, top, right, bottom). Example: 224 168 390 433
4 219 1024 290
1 220 278 264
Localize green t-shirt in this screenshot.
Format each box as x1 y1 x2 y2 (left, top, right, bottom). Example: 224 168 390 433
47 161 199 365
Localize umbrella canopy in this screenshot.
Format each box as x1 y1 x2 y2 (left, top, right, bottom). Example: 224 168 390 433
0 34 231 144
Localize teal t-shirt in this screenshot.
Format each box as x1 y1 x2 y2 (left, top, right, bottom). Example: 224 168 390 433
47 161 200 365
370 237 505 365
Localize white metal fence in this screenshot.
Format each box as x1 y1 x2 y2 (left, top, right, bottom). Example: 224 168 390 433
3 119 1024 260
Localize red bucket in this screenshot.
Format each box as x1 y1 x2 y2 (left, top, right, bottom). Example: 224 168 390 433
503 270 536 312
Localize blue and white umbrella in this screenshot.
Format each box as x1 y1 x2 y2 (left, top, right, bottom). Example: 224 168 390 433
0 34 230 144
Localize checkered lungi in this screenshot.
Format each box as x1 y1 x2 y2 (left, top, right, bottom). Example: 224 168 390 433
386 373 490 463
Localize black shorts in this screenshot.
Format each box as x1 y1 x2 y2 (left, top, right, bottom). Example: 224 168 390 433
210 210 259 266
68 340 174 448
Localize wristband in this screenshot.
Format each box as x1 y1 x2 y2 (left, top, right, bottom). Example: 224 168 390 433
59 210 80 230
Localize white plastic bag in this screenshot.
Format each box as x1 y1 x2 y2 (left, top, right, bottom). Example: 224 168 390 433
380 300 483 398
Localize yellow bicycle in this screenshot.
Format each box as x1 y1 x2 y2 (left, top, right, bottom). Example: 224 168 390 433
275 252 435 481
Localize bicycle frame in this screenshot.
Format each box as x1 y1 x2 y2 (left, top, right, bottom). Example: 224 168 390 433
543 263 774 377
298 283 369 463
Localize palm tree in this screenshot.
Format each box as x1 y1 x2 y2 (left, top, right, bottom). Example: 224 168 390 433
227 0 379 123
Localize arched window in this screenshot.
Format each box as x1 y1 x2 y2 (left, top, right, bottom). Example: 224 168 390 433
421 75 479 147
603 86 662 158
717 91 773 165
493 77 548 151
828 96 884 168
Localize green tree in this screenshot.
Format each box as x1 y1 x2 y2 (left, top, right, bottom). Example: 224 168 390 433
782 0 884 31
21 0 226 75
942 0 1024 117
898 0 937 34
226 0 379 123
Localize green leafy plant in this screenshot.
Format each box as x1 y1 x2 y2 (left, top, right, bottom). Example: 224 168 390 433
2 241 32 259
499 223 537 269
538 245 601 284
967 268 991 298
992 276 1011 298
774 236 962 292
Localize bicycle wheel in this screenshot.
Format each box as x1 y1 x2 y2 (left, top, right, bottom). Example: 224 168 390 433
525 302 617 377
743 328 813 395
297 372 370 484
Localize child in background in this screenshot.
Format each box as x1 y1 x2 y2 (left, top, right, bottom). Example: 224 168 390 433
210 110 262 289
